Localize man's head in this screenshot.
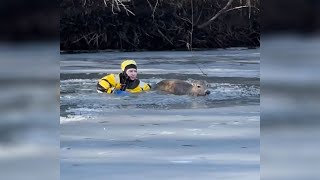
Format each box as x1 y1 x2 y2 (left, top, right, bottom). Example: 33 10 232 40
121 60 138 80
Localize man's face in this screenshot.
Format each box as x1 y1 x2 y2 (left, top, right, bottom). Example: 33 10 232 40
125 68 137 80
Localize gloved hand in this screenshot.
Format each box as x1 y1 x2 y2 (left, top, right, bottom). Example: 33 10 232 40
113 89 129 96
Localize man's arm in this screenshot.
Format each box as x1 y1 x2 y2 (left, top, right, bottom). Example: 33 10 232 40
97 78 114 93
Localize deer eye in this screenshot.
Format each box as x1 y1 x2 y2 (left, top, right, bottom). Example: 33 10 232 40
197 85 201 88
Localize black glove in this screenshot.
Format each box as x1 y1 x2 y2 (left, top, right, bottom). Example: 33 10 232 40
120 75 130 91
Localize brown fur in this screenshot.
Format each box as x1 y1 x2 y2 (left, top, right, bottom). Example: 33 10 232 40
155 79 210 96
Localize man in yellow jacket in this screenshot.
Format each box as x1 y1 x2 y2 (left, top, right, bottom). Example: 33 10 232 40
97 60 151 94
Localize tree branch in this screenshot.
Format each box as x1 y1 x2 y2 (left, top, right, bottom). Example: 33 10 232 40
197 0 234 29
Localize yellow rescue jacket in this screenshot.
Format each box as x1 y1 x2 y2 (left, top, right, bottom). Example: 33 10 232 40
97 73 151 94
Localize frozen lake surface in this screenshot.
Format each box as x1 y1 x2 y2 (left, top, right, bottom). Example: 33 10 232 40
60 49 260 180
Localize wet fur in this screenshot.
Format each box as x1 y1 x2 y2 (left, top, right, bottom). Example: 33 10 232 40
154 79 210 96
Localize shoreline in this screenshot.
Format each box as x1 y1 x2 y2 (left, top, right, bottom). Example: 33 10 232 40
60 46 259 54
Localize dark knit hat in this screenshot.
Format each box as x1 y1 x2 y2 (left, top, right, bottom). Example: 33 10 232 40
124 64 137 72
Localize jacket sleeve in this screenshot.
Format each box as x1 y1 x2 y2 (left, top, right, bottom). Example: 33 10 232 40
141 82 152 91
97 75 115 94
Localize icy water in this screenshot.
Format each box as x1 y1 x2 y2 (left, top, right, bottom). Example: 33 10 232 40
60 49 260 180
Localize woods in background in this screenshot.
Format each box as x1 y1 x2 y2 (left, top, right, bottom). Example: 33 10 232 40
60 0 260 51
